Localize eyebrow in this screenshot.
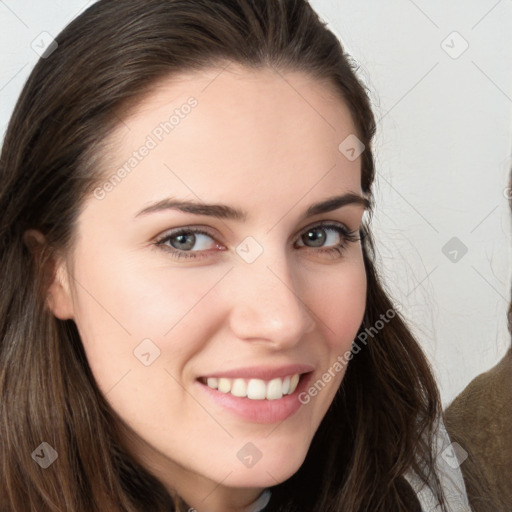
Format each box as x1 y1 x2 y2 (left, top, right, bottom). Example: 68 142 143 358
134 192 370 221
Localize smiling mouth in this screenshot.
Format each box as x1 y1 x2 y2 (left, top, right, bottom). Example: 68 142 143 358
197 373 307 400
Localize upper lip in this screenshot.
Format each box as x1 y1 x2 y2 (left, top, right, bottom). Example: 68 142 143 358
199 363 315 381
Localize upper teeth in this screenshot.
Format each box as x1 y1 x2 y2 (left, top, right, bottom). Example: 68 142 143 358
205 374 300 400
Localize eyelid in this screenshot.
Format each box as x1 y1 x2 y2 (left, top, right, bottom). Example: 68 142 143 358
302 218 346 227
154 226 222 249
296 219 353 237
154 220 355 244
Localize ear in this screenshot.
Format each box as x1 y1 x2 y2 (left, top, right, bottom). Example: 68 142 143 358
23 229 75 320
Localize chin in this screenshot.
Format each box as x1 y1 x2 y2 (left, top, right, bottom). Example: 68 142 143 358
225 468 299 489
223 449 307 488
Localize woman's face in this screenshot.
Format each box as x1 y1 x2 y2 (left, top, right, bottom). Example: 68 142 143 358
49 64 367 509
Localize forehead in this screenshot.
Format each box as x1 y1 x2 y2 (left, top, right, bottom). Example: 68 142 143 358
92 64 362 221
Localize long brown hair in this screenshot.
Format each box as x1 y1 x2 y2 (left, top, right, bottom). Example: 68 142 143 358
0 1 447 510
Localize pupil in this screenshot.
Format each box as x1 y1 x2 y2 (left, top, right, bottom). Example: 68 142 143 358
305 228 325 247
172 233 195 250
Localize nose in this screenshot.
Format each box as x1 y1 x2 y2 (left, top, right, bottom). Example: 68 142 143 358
227 252 316 349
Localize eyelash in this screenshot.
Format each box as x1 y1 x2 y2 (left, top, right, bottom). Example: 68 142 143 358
153 222 362 261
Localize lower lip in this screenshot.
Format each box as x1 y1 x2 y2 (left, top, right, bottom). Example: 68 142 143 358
195 373 313 424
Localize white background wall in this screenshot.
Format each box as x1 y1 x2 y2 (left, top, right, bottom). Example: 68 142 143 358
1 0 511 406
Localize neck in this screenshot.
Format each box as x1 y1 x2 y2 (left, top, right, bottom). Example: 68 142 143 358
179 485 269 512
116 422 270 512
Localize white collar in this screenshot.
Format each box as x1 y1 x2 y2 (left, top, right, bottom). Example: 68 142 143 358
244 489 271 512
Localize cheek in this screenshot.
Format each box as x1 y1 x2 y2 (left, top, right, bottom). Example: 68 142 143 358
69 252 227 390
308 258 367 349
71 243 225 341
295 258 366 422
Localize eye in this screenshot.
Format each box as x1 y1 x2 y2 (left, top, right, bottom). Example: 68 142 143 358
297 225 341 247
154 228 223 259
295 222 361 258
153 222 362 261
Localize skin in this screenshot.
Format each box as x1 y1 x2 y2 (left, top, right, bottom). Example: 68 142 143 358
39 64 367 512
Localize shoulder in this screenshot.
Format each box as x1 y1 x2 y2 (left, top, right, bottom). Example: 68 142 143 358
446 348 511 425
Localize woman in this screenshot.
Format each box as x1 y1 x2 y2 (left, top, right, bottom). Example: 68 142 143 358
0 1 469 510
